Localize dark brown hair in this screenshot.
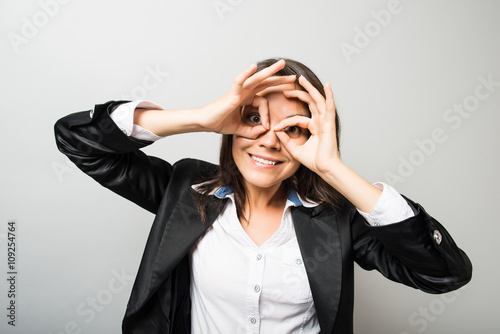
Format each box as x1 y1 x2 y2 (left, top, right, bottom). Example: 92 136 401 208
195 58 344 222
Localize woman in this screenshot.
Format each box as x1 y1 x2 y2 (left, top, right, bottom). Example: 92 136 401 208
54 58 472 334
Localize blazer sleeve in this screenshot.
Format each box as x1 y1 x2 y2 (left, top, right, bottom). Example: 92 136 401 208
54 100 173 214
351 196 472 293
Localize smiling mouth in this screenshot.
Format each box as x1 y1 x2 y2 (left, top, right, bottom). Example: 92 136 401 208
249 154 282 166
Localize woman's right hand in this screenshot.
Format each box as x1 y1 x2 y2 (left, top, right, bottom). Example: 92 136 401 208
197 59 296 138
133 59 295 138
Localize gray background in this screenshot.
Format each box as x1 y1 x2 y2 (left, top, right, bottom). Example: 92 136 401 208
1 0 499 333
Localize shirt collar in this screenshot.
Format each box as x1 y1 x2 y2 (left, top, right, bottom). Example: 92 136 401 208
214 185 234 199
191 183 319 208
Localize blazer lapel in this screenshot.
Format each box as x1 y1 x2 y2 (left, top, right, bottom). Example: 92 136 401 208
292 206 342 334
128 190 225 315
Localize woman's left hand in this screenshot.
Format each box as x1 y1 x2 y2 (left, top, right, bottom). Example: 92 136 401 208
273 75 341 176
274 76 383 212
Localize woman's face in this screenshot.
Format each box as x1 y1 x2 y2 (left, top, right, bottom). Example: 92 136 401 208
232 86 310 192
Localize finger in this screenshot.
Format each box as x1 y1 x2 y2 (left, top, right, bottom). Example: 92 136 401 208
324 82 335 112
298 76 326 112
247 125 267 138
253 76 296 95
282 89 319 117
324 82 336 125
273 115 311 132
233 63 258 88
244 59 286 89
282 89 314 104
252 95 270 129
259 75 296 86
234 124 266 139
275 131 301 158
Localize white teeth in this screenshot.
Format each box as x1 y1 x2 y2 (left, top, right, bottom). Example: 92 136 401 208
251 155 277 165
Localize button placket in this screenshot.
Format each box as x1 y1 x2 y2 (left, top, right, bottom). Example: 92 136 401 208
251 253 264 298
245 251 264 332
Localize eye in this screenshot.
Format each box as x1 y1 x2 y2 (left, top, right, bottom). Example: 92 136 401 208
283 126 302 138
244 113 261 126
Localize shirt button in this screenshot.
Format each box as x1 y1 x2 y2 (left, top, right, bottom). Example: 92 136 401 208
295 258 303 265
253 284 260 293
248 317 257 324
256 253 262 261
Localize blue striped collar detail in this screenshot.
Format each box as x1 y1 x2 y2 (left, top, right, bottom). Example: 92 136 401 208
212 185 318 208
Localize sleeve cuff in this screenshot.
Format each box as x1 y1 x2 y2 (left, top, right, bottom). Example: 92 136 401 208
109 100 164 141
357 182 415 226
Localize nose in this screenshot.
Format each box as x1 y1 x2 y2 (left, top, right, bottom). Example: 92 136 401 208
257 129 281 150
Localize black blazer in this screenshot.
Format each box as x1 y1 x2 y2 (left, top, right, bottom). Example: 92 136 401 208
54 101 472 334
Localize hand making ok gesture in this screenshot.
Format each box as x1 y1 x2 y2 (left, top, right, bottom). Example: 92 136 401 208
199 59 296 138
273 75 340 176
273 75 382 213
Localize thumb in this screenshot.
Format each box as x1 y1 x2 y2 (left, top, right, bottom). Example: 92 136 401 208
275 131 301 159
234 124 266 139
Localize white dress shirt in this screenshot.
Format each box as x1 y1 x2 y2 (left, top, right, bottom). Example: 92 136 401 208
110 101 415 333
189 189 320 333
